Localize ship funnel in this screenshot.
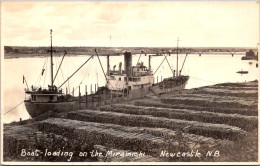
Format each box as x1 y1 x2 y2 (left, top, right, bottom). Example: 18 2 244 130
119 62 122 74
124 51 132 77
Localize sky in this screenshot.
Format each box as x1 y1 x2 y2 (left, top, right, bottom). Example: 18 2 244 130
2 1 259 47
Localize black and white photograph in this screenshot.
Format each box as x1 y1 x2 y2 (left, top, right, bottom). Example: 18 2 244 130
1 1 259 164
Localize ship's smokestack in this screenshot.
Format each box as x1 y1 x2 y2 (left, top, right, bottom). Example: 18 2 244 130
124 51 132 77
119 62 122 74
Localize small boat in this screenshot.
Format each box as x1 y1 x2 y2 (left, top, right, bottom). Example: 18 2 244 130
236 70 248 74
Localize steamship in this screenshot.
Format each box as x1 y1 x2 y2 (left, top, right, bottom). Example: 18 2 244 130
105 51 189 99
24 30 77 118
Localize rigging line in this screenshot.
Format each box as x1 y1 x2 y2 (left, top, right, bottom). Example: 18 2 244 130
54 56 59 85
94 49 107 81
43 56 49 87
53 51 66 83
64 55 70 90
4 101 24 115
59 64 66 89
180 53 189 75
67 79 83 95
189 76 218 84
78 59 91 89
70 56 93 87
164 54 175 75
36 58 46 86
58 55 94 90
95 49 107 81
35 57 46 86
154 54 168 75
137 54 142 65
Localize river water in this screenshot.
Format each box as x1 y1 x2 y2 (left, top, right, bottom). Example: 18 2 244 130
3 54 258 123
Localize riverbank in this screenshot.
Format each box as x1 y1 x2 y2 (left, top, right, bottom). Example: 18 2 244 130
4 46 255 59
3 80 258 162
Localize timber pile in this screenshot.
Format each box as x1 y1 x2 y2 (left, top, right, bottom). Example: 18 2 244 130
161 94 257 109
192 87 258 98
136 100 257 116
53 119 231 148
67 110 246 140
135 101 257 116
100 104 257 131
91 125 233 149
3 124 97 162
39 118 233 158
206 86 257 91
38 118 171 154
3 81 258 162
215 81 258 88
4 125 38 161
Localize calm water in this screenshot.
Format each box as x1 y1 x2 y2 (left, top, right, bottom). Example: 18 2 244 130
3 54 258 123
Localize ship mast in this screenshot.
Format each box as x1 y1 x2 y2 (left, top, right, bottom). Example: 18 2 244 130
50 29 54 87
176 37 179 77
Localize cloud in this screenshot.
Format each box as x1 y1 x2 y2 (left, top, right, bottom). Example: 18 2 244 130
2 1 259 47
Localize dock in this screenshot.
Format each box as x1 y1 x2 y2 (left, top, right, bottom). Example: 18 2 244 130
3 81 258 162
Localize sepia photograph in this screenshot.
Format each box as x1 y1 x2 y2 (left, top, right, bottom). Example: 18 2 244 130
1 1 259 164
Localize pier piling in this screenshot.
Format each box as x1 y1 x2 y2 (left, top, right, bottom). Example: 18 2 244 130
104 90 106 104
86 92 88 108
98 94 100 106
92 95 94 107
110 90 113 104
79 86 81 109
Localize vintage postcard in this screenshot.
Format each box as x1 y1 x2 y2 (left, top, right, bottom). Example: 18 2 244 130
1 1 259 165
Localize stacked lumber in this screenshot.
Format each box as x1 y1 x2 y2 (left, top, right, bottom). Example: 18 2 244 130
38 118 172 154
39 118 234 157
3 124 96 162
4 125 38 161
215 81 258 88
135 101 257 116
210 85 257 89
192 87 258 98
67 110 246 140
100 104 257 131
55 119 232 149
92 124 233 149
161 94 257 109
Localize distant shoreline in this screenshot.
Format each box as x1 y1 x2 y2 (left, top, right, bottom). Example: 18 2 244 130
4 53 96 59
4 52 247 59
4 46 257 59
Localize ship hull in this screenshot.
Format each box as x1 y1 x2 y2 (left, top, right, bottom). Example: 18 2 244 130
125 76 189 99
24 101 75 118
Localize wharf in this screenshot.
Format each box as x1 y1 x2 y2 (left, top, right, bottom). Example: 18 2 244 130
3 81 258 162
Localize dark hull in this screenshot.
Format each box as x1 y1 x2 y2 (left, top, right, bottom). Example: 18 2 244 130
125 76 189 99
24 101 75 118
